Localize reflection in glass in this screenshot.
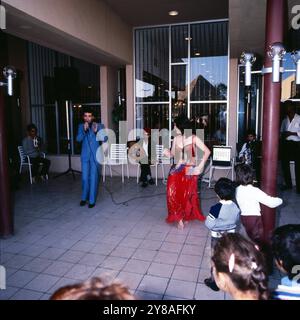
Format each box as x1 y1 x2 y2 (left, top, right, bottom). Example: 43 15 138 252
135 28 169 102
190 22 228 101
171 65 188 119
282 52 297 100
190 103 227 147
136 104 169 131
171 25 188 63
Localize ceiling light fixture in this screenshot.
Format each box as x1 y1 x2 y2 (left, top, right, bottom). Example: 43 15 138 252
195 52 201 56
168 10 179 16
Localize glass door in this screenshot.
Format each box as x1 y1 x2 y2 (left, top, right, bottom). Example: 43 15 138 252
237 66 263 148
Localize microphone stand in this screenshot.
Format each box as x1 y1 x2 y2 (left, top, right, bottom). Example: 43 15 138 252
54 100 81 180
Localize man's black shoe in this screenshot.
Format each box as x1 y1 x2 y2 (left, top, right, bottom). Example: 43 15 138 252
88 203 95 208
204 278 220 291
80 200 87 206
141 182 148 188
148 178 155 185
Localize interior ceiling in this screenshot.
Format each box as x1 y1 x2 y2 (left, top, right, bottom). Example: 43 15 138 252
4 5 129 66
103 0 229 26
3 0 298 65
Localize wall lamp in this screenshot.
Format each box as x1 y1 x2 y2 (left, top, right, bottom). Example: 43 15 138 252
0 66 16 96
239 43 299 86
267 42 286 82
240 52 256 86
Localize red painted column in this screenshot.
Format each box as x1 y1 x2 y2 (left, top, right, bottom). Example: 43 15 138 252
261 0 285 244
0 85 14 237
0 32 14 237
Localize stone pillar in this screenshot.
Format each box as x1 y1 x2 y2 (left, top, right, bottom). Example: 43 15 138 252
126 64 134 140
100 65 118 130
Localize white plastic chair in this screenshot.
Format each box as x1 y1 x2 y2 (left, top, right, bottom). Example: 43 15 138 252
154 145 170 185
18 146 47 184
102 144 129 183
135 144 170 185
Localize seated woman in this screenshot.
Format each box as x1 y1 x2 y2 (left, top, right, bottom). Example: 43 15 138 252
164 114 211 229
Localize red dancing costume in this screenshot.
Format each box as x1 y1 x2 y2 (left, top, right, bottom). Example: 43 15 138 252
166 142 205 224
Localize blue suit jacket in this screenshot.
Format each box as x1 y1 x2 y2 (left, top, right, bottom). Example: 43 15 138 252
76 123 108 162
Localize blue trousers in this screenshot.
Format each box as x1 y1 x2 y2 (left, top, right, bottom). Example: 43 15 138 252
81 159 100 204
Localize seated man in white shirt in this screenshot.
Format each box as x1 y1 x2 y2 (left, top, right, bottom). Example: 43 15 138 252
280 101 300 193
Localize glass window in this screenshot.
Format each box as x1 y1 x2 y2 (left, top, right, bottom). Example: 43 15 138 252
190 103 227 148
171 65 188 118
28 42 100 155
237 67 262 144
190 22 228 101
282 52 297 100
134 21 229 144
135 28 169 102
171 25 188 63
136 104 169 131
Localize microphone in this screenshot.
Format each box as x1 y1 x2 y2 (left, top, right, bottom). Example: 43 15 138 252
84 122 90 133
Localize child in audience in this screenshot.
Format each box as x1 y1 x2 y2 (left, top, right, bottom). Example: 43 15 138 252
212 233 269 300
238 129 261 183
235 164 283 246
271 224 300 300
50 277 135 300
204 178 240 291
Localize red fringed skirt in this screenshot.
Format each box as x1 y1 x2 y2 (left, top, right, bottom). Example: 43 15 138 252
166 164 205 223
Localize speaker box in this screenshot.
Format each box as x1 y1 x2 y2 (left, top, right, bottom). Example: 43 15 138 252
54 67 80 101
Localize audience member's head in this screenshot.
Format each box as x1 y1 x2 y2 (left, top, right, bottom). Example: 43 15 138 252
246 129 256 142
27 124 38 138
212 233 269 300
143 127 151 139
235 164 254 186
272 224 300 281
50 277 135 300
283 100 296 120
214 178 236 201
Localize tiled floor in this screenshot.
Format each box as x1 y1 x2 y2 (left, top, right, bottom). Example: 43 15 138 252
0 174 299 300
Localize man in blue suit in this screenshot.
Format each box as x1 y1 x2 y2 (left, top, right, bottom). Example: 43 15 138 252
76 109 108 208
